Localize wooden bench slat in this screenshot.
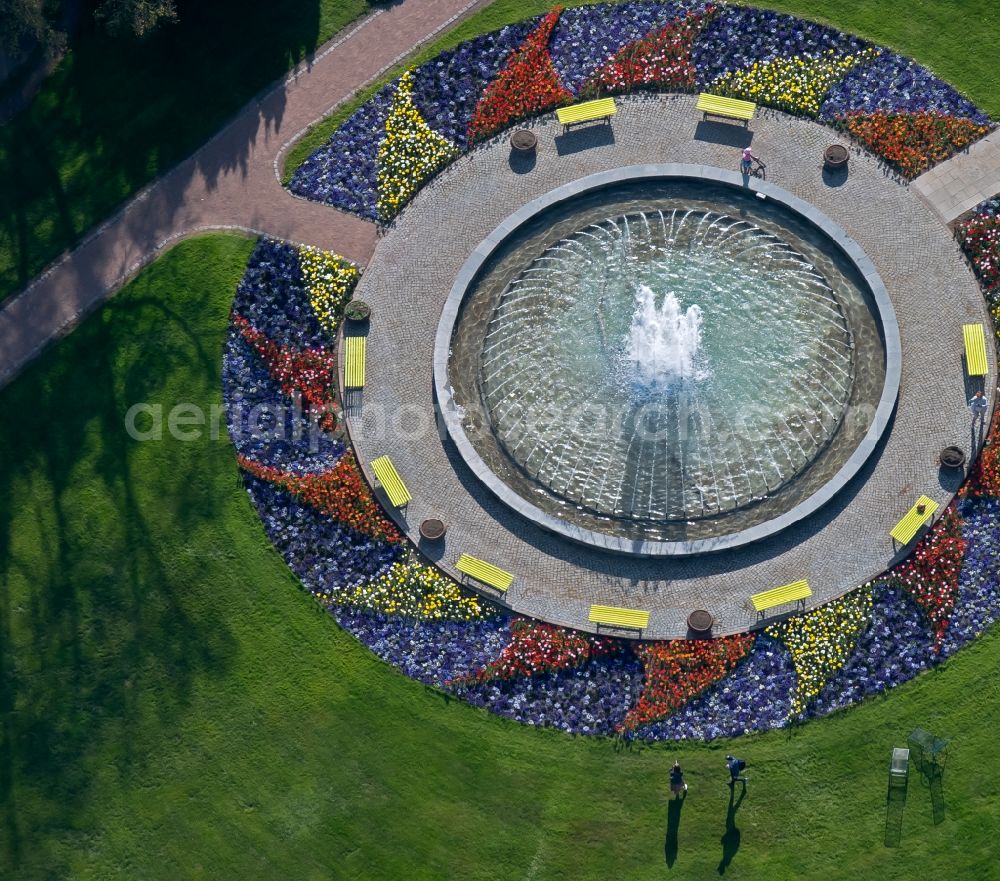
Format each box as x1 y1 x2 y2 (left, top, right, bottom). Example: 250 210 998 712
556 98 617 126
889 495 939 545
456 554 514 592
696 92 756 122
750 579 811 613
588 604 650 630
370 455 412 508
963 323 988 376
344 335 366 389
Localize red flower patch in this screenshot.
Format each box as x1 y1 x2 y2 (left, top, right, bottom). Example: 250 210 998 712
234 314 338 432
836 111 989 179
468 9 573 143
962 408 1000 498
958 211 1000 293
619 634 756 732
884 504 966 648
458 619 619 683
580 7 715 97
238 453 402 543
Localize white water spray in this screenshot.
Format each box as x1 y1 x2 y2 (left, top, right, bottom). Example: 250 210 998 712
625 284 704 386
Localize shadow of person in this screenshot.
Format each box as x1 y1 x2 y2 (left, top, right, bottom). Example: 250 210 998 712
718 783 746 874
664 794 684 867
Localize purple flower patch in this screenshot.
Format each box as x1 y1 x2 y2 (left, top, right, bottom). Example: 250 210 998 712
410 21 537 149
632 635 796 741
820 50 990 123
450 651 645 735
244 475 404 592
939 498 1000 654
222 330 345 472
232 238 330 350
693 5 871 86
808 585 937 718
332 608 512 685
287 81 398 221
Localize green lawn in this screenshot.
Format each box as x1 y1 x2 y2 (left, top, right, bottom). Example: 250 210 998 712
2 233 999 879
281 0 1000 181
0 0 369 304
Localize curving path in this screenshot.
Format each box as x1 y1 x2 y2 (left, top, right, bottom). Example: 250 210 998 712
0 0 997 395
0 0 488 389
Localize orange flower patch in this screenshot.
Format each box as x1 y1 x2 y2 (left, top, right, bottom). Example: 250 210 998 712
238 452 402 543
619 634 756 732
837 111 989 179
468 9 573 143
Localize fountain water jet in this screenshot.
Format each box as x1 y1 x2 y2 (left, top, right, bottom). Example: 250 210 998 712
625 285 705 387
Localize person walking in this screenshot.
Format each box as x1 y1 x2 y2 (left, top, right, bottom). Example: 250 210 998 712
670 761 688 798
970 389 989 426
726 754 747 787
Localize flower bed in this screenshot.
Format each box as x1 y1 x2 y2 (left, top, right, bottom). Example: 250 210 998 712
468 9 573 143
226 212 1000 740
958 199 1000 295
766 589 874 716
377 72 460 222
579 7 715 98
550 1 708 93
336 559 492 620
708 48 878 118
288 2 992 220
457 619 619 683
619 635 756 732
880 504 966 648
835 111 990 179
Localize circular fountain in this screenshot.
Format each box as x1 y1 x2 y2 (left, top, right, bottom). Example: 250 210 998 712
436 168 899 555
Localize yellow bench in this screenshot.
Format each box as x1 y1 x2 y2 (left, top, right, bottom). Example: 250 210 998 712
556 97 617 130
588 604 650 632
890 495 939 546
370 455 412 509
963 323 988 376
344 335 366 389
456 554 514 593
750 579 811 618
696 92 756 125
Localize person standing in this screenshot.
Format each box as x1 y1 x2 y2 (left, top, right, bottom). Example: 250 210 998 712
726 754 747 787
740 147 755 175
970 389 989 426
670 761 688 798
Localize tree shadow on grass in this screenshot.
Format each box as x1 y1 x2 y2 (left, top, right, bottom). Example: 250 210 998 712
0 247 241 870
0 0 332 300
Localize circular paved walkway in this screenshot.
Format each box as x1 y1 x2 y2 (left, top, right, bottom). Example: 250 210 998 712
348 94 992 639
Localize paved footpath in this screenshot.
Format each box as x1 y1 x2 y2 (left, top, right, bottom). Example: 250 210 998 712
912 127 1000 223
0 0 487 389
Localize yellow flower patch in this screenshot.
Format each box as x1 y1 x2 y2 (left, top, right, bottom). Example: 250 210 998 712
710 48 878 118
334 560 491 621
376 71 460 222
767 588 873 715
299 245 361 336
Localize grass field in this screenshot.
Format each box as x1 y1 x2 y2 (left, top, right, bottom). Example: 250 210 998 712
281 0 1000 182
1 233 999 879
0 0 369 305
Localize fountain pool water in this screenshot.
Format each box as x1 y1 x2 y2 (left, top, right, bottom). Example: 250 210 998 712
445 177 890 551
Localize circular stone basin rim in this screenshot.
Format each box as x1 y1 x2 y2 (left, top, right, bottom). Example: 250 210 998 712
433 164 902 557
